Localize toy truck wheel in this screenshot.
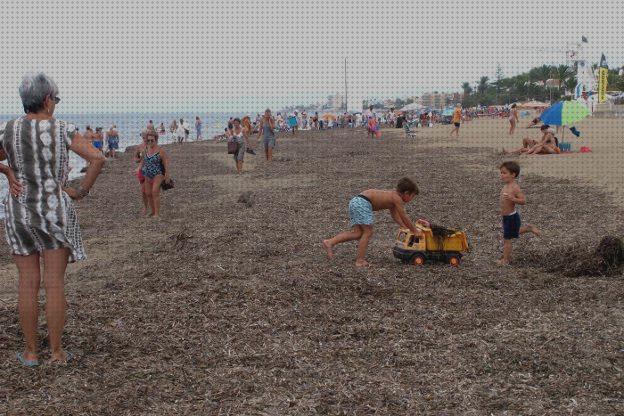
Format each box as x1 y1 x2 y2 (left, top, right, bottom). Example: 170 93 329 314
449 256 461 267
412 254 426 266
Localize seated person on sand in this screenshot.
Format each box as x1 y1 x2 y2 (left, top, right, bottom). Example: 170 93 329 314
526 117 541 128
505 125 559 155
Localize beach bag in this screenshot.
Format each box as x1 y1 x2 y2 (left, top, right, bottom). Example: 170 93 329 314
161 178 175 191
227 140 239 154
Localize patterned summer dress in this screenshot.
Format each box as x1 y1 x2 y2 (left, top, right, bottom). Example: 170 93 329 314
0 117 86 262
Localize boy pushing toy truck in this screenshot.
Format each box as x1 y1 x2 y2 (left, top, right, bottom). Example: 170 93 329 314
323 178 423 267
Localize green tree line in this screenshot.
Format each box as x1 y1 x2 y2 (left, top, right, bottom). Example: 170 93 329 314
461 65 624 107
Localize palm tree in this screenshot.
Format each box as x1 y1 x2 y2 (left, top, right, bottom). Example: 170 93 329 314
477 76 489 95
554 64 573 93
461 82 473 98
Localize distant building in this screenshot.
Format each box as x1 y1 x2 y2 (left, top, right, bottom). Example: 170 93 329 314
327 94 345 111
418 92 461 109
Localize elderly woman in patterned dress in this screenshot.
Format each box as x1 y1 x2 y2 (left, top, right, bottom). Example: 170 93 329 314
0 73 105 366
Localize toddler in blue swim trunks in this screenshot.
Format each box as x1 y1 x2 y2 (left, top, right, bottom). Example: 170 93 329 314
498 161 541 265
323 178 424 268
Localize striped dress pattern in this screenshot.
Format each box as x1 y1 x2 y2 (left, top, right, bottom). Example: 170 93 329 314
0 117 86 262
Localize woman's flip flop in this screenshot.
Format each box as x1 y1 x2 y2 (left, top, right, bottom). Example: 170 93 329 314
16 352 39 368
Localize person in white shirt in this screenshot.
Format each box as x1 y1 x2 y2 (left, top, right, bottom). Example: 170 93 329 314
176 118 186 143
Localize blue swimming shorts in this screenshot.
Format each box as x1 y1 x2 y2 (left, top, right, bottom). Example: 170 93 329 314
93 141 103 149
502 211 521 239
264 136 276 149
108 138 119 150
349 195 374 227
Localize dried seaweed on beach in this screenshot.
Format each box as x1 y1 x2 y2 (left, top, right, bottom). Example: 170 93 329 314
1 128 623 415
528 236 624 277
430 224 456 238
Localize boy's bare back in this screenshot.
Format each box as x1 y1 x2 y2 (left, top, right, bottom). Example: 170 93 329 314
359 189 403 211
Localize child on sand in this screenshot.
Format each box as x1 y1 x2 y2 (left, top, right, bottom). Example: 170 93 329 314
498 161 540 265
323 178 424 267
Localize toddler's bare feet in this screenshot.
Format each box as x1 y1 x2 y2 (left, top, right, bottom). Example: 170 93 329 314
140 207 148 216
355 259 371 268
322 240 334 259
496 259 510 266
529 224 541 236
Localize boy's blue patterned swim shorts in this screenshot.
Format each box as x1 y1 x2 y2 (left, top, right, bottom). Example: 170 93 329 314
349 195 374 227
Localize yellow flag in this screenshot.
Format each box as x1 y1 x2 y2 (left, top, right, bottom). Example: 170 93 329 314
598 54 608 103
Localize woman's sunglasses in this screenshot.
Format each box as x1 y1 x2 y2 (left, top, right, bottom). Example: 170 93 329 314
49 96 61 104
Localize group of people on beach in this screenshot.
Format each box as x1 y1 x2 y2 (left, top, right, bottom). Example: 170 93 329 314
81 124 120 158
505 124 561 155
1 72 544 369
225 109 277 174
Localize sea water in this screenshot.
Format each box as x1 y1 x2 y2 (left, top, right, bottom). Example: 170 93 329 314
0 111 241 218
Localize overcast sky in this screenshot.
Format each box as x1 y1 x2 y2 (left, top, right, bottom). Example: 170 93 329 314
0 0 621 114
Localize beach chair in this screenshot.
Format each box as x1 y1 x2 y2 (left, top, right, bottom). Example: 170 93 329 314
404 120 419 139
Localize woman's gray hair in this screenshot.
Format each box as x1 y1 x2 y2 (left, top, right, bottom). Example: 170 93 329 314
18 72 59 113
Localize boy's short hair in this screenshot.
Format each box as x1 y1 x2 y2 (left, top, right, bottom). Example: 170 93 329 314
397 177 419 195
499 161 520 177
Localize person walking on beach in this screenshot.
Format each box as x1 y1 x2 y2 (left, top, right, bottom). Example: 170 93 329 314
322 178 423 268
176 118 186 143
106 124 119 158
231 118 251 174
449 104 462 138
133 131 149 215
508 103 519 136
195 116 203 140
169 119 178 141
257 109 276 162
84 125 95 145
497 161 540 265
288 112 298 136
93 127 105 154
367 114 379 139
241 116 254 142
182 119 190 141
0 72 105 366
139 129 172 217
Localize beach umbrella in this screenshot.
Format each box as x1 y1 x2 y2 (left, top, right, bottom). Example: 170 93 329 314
539 101 590 126
441 107 454 116
321 113 337 121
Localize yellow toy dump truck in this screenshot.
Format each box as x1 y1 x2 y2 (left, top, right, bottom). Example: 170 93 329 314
393 222 469 266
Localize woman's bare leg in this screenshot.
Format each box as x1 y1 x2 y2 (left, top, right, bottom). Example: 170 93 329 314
42 248 69 362
143 180 154 215
15 253 41 362
151 175 164 217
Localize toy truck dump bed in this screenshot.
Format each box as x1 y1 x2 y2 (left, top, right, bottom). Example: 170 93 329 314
392 223 469 266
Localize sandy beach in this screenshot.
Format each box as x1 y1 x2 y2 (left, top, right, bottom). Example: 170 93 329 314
0 120 623 414
399 114 624 204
